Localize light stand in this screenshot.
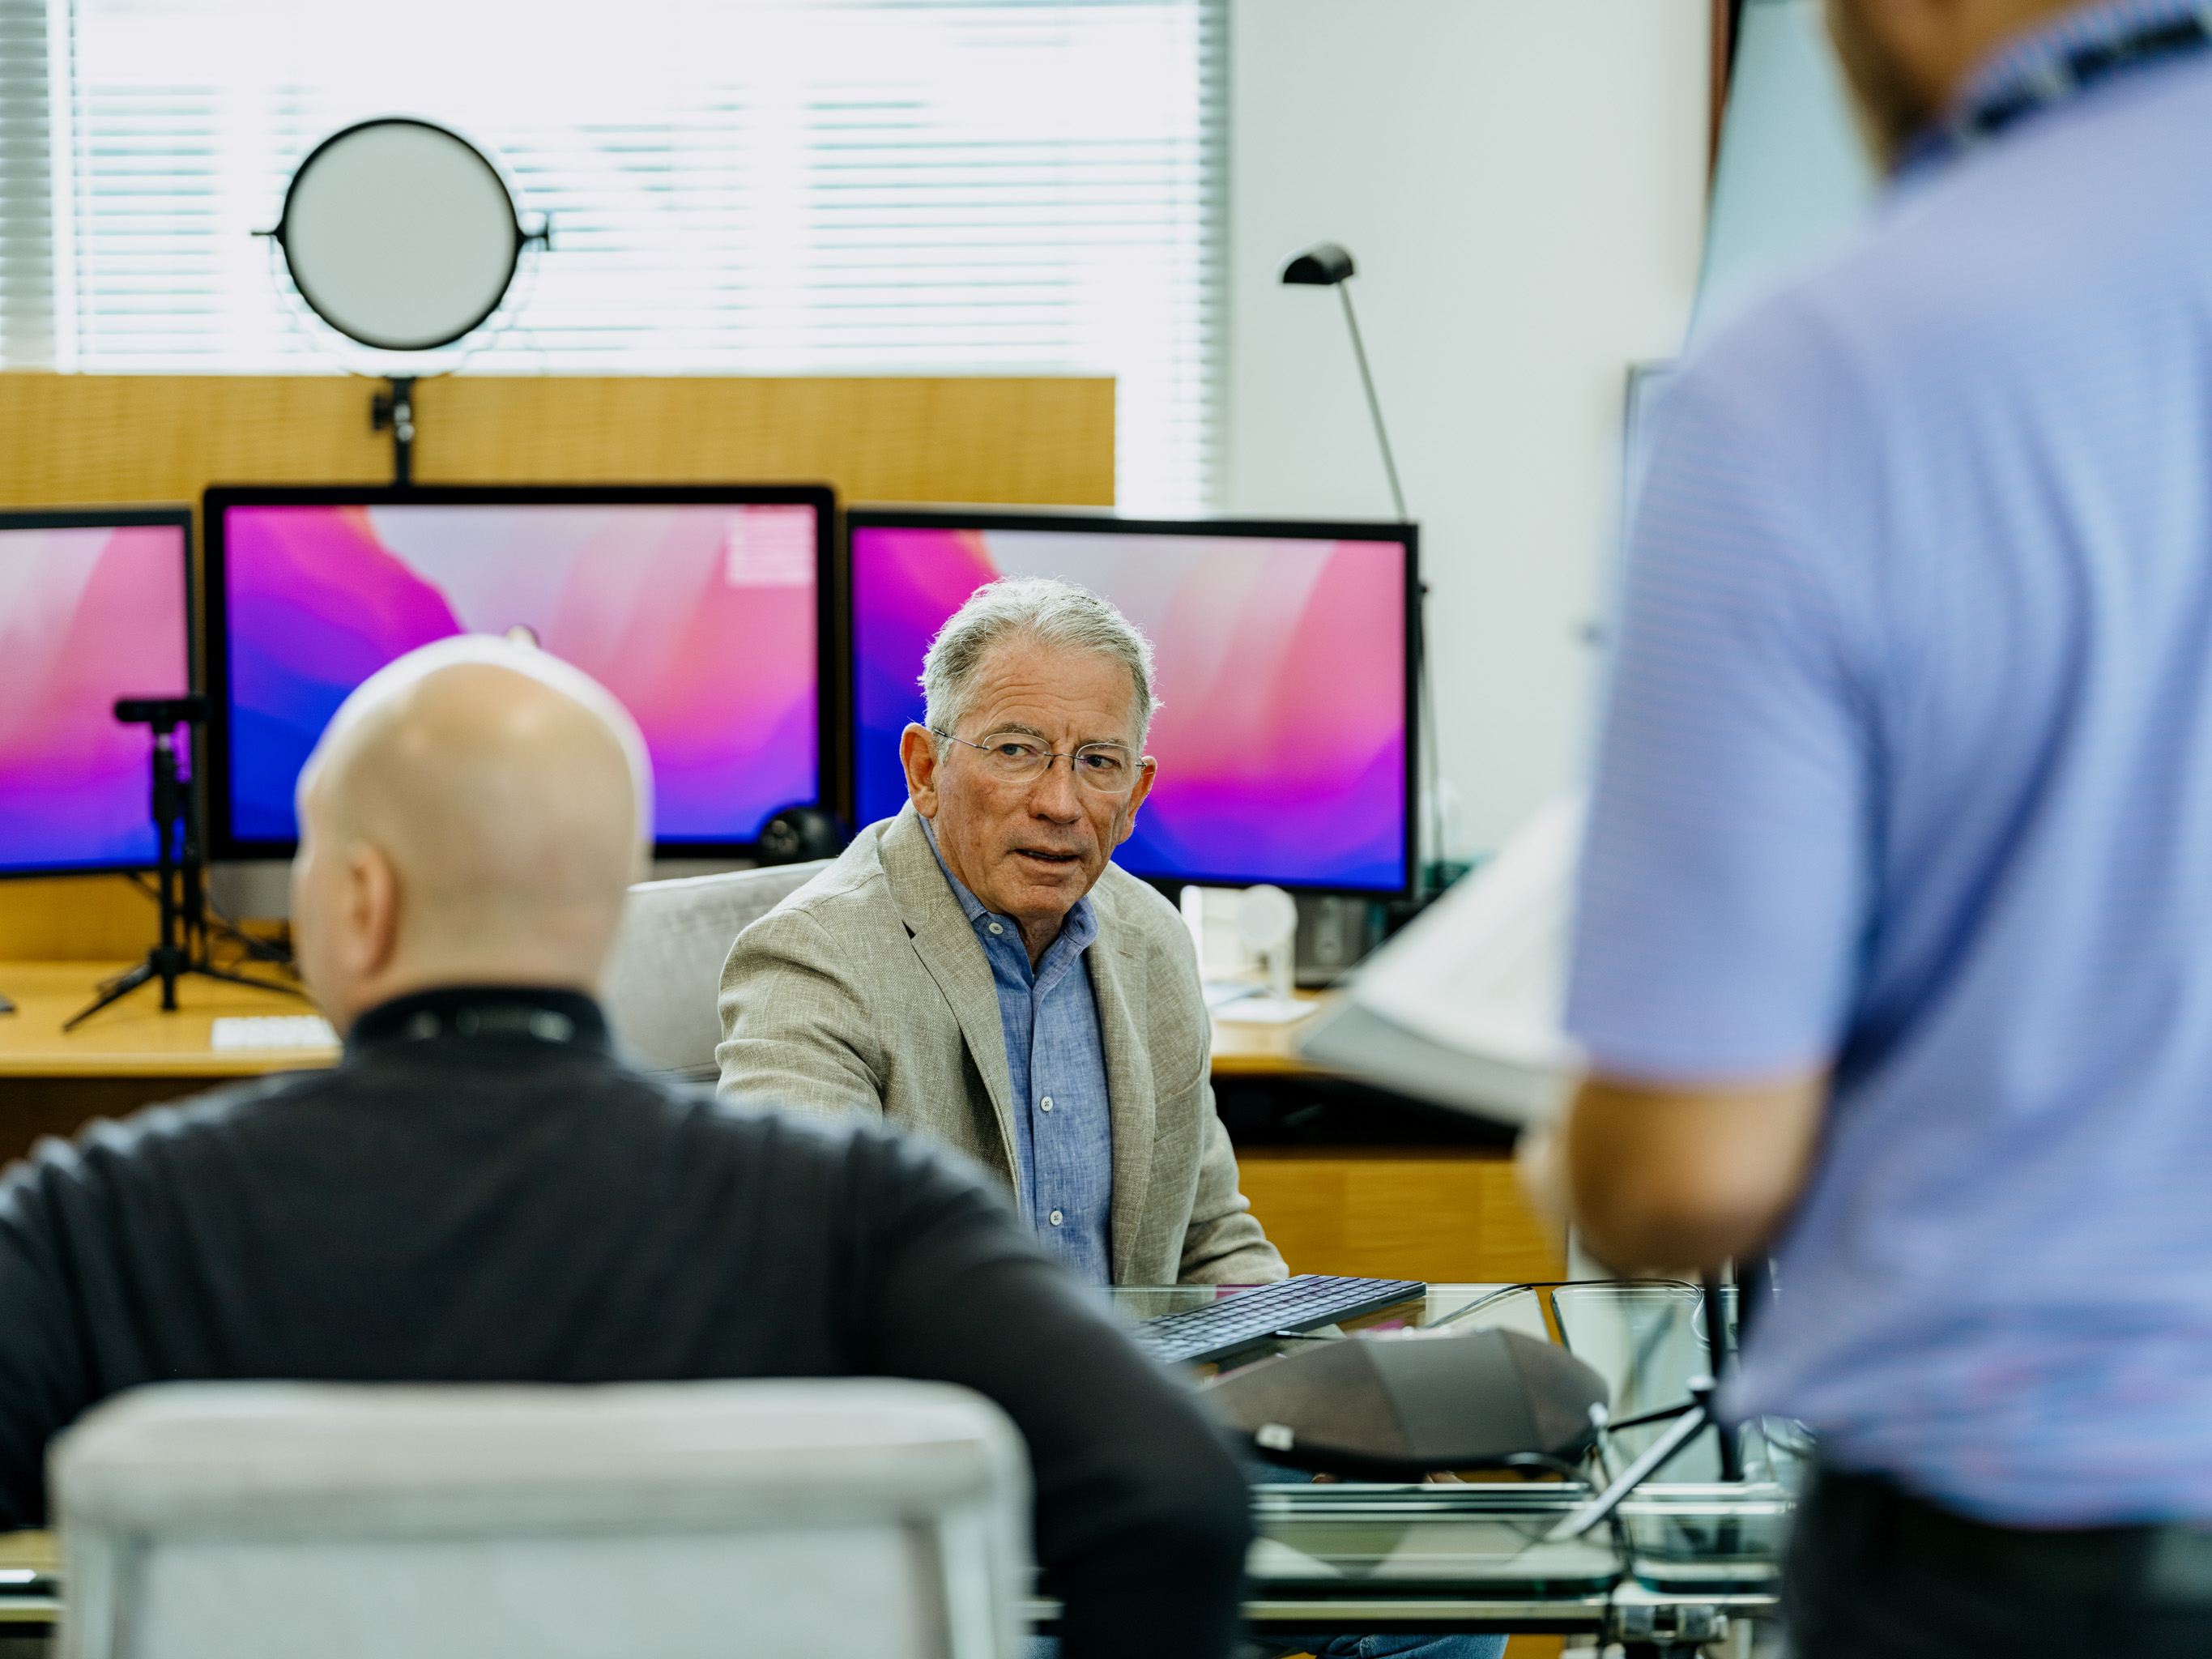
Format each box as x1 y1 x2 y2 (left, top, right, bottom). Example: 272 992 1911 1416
261 118 551 484
65 697 302 1031
1547 1375 1720 1543
371 376 418 486
1702 1268 1744 1481
1545 1271 1755 1542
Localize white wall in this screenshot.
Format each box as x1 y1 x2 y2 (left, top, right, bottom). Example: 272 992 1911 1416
1695 0 1874 340
1225 0 1711 859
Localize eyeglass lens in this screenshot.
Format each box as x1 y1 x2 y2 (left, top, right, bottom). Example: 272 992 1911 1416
971 735 1138 792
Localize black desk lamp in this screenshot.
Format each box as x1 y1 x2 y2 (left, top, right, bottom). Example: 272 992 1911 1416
1281 242 1408 521
1285 241 1458 895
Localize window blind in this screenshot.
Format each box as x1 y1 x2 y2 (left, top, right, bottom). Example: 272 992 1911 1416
0 0 55 366
7 0 1222 508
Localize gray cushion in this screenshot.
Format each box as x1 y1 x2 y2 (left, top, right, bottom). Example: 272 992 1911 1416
601 864 827 1078
53 1379 1029 1659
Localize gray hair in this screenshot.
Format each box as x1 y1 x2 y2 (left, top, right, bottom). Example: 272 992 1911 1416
920 576 1157 748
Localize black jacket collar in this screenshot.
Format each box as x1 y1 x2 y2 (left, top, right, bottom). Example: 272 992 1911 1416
347 986 610 1056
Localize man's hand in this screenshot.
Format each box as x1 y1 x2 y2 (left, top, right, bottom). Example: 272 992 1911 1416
1521 1072 1826 1276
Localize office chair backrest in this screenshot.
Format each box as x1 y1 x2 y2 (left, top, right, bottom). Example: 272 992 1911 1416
53 1378 1029 1659
602 863 829 1077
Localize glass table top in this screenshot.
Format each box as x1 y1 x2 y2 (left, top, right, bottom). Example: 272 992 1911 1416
1108 1280 1802 1627
0 1281 1800 1639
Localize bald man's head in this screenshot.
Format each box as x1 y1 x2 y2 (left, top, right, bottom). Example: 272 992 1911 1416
289 638 652 1030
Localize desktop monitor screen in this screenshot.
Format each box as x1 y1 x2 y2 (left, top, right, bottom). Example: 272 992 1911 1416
206 485 834 859
0 507 194 876
847 510 1416 894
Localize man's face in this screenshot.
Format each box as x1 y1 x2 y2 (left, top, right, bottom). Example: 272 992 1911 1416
906 635 1156 939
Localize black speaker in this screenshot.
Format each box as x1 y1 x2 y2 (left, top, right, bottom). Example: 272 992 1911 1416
1295 893 1382 987
1204 1328 1607 1480
755 806 850 865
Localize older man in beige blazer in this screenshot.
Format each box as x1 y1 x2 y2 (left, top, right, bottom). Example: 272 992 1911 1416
716 578 1285 1286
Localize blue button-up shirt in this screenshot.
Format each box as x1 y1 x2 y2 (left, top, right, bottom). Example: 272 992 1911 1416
922 819 1115 1283
1570 1 2212 1525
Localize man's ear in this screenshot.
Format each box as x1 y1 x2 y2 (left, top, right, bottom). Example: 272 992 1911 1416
1114 756 1157 847
343 842 403 982
900 723 941 817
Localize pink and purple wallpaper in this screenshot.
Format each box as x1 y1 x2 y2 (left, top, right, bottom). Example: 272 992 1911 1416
0 524 190 872
221 503 820 846
851 524 1409 891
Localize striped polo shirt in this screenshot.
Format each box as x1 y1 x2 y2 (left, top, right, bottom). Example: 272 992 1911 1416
1568 0 2212 1525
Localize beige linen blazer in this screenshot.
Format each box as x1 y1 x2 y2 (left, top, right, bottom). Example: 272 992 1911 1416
714 805 1287 1286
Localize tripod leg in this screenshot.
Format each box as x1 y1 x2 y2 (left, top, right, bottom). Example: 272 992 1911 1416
187 964 310 1001
63 962 157 1032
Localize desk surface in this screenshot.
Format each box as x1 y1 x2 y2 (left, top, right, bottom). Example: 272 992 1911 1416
0 960 1337 1082
1207 992 1334 1077
0 960 330 1078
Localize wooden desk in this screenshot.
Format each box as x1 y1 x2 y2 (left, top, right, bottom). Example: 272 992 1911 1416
0 962 331 1078
3 966 1328 1080
1208 992 1338 1077
0 961 331 1148
0 964 1562 1286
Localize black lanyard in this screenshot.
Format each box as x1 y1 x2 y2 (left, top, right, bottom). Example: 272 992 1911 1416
396 1004 580 1044
1957 10 2212 143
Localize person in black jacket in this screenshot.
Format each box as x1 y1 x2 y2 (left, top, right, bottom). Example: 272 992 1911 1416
0 636 1251 1659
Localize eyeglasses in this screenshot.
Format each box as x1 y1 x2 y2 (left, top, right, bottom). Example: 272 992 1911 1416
934 728 1149 795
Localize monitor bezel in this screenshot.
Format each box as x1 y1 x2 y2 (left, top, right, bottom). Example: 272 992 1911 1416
203 483 840 862
0 504 198 882
842 505 1421 899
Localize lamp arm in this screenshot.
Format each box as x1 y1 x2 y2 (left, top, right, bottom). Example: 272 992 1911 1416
1337 283 1408 522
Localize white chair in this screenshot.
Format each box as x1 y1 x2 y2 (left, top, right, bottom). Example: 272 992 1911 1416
601 863 829 1079
53 1378 1029 1659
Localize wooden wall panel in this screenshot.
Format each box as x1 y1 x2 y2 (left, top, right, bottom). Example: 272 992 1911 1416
415 376 1117 502
0 372 1114 953
0 881 154 962
1236 1148 1567 1286
0 373 1115 506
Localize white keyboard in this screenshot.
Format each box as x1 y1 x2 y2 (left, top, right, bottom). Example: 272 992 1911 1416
1202 979 1263 1013
209 1015 339 1051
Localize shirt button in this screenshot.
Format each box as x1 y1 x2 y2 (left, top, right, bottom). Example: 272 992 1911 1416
1049 1209 1064 1226
1040 1096 1053 1111
987 922 1003 935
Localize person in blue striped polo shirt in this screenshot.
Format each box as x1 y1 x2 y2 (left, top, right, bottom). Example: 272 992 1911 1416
1545 0 2212 1653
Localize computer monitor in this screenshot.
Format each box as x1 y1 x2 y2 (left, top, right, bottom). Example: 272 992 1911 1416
0 506 194 877
846 509 1417 895
205 485 835 859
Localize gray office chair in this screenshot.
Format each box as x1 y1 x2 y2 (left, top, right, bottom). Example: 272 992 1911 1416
52 1378 1029 1659
600 863 829 1078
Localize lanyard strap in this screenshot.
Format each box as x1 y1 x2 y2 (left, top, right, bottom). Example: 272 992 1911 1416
1958 9 2212 143
397 1004 579 1044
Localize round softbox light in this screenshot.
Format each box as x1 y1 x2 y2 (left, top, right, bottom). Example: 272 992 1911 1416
272 118 527 352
